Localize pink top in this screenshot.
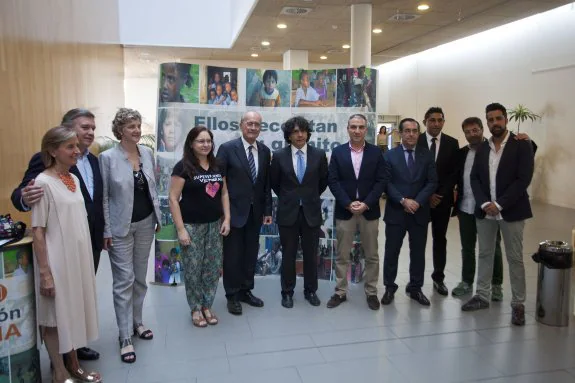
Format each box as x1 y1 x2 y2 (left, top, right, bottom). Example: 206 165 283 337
349 143 365 179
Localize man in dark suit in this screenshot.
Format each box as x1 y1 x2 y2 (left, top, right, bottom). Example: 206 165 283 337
217 111 272 315
417 107 459 296
381 118 438 306
462 103 534 327
11 108 102 361
270 116 328 308
326 114 386 310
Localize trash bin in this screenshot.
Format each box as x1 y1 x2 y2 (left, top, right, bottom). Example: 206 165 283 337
532 240 573 327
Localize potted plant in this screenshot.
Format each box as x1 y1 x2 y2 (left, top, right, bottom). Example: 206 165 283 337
507 105 541 133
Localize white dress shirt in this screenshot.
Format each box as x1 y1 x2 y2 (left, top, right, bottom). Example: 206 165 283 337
482 131 510 220
425 131 441 161
291 144 307 173
241 136 258 176
76 149 94 199
460 147 477 215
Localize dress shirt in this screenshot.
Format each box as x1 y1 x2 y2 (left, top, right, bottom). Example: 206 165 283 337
291 144 307 174
77 149 94 200
460 147 477 215
481 131 510 220
350 142 365 198
241 136 259 176
425 131 442 161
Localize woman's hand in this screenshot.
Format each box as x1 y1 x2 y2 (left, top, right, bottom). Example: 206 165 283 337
103 238 113 251
40 271 55 297
220 220 231 236
177 228 191 247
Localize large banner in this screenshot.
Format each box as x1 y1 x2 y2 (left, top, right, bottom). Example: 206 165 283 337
154 64 378 285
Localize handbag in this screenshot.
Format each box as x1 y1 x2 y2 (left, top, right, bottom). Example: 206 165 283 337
0 214 27 248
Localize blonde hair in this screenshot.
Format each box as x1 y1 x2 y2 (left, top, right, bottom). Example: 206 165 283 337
40 125 77 168
111 108 142 140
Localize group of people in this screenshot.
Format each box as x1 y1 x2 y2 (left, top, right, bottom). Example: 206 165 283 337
10 102 534 382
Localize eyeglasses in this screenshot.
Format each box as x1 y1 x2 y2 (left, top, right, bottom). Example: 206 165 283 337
194 139 212 145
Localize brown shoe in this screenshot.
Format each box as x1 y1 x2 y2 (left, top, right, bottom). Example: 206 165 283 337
326 294 346 308
366 295 380 310
511 304 525 326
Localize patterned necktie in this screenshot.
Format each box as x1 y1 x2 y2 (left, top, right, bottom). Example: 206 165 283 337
430 137 437 160
248 145 256 183
406 149 415 176
296 150 305 183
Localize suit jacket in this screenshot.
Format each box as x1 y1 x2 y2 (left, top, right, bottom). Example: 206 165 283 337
470 131 534 222
383 146 438 226
417 132 459 207
11 152 105 252
216 138 272 228
99 144 161 238
327 142 386 221
270 145 328 227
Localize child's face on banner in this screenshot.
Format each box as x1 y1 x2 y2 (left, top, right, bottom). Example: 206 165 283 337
264 76 277 94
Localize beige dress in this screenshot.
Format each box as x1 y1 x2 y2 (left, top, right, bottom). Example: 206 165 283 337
31 172 98 353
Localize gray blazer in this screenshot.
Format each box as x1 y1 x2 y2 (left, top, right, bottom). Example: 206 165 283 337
99 144 161 238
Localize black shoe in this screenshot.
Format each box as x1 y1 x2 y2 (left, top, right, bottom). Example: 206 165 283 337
304 291 321 306
433 281 449 296
511 304 526 326
381 289 395 305
76 347 100 361
227 299 243 315
281 295 294 308
326 294 346 308
240 291 264 307
366 295 380 310
408 290 430 306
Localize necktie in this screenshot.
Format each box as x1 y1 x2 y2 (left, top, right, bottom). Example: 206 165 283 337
430 137 437 160
296 150 305 183
406 149 415 176
248 145 256 183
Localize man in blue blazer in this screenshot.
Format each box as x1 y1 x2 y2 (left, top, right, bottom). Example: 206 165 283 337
10 108 102 361
381 118 438 306
462 103 534 327
217 111 273 315
326 114 386 310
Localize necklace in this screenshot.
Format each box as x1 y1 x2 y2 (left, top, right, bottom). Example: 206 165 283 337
58 172 76 192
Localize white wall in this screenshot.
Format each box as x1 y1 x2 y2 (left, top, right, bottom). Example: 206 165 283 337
377 4 575 209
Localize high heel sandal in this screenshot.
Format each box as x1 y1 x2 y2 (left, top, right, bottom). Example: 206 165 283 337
133 323 153 340
119 338 136 364
67 366 103 382
202 308 219 325
52 369 76 383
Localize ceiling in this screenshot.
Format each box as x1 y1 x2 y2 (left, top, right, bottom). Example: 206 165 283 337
125 0 572 77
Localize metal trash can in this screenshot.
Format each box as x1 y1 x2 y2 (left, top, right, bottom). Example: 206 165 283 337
532 240 573 327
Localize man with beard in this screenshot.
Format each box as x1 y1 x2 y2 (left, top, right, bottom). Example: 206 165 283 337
159 63 192 103
462 103 534 326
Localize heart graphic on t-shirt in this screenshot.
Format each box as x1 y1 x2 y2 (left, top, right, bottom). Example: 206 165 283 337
205 182 220 198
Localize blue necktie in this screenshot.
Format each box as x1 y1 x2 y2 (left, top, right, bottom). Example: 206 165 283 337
296 150 305 183
248 145 256 183
406 149 415 176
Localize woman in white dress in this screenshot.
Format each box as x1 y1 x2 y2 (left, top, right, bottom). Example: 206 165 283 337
31 125 100 383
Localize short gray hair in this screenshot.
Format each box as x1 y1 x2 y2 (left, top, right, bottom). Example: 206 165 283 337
41 125 77 168
112 108 142 140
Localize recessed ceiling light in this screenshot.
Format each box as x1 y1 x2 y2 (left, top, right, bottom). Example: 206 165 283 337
277 23 287 29
417 3 430 11
261 41 270 46
342 44 350 49
372 28 383 34
320 55 327 60
251 53 259 57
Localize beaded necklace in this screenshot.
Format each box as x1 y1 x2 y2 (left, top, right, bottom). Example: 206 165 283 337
58 172 76 192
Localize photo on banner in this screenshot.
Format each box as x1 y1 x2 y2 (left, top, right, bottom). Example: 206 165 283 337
156 108 192 154
336 67 377 112
246 69 291 108
205 66 239 106
158 63 200 104
291 69 337 107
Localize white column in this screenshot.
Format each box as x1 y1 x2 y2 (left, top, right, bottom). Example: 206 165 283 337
350 3 372 67
283 50 308 70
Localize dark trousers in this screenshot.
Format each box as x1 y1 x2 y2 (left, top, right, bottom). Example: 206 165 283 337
458 211 503 285
93 247 101 273
383 215 428 293
223 207 261 299
430 204 451 283
278 207 319 296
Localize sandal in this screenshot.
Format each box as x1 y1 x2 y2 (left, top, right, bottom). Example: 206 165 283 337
202 308 219 325
119 338 136 364
133 324 154 340
192 311 208 328
52 369 75 383
68 366 102 382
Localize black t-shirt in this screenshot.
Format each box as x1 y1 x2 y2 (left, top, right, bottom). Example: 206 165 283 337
131 169 154 223
172 160 224 224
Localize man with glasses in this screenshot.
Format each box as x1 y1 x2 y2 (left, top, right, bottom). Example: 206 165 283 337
216 111 272 315
381 118 437 306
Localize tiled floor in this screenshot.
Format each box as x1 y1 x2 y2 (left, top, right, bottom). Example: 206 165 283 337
40 201 575 382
